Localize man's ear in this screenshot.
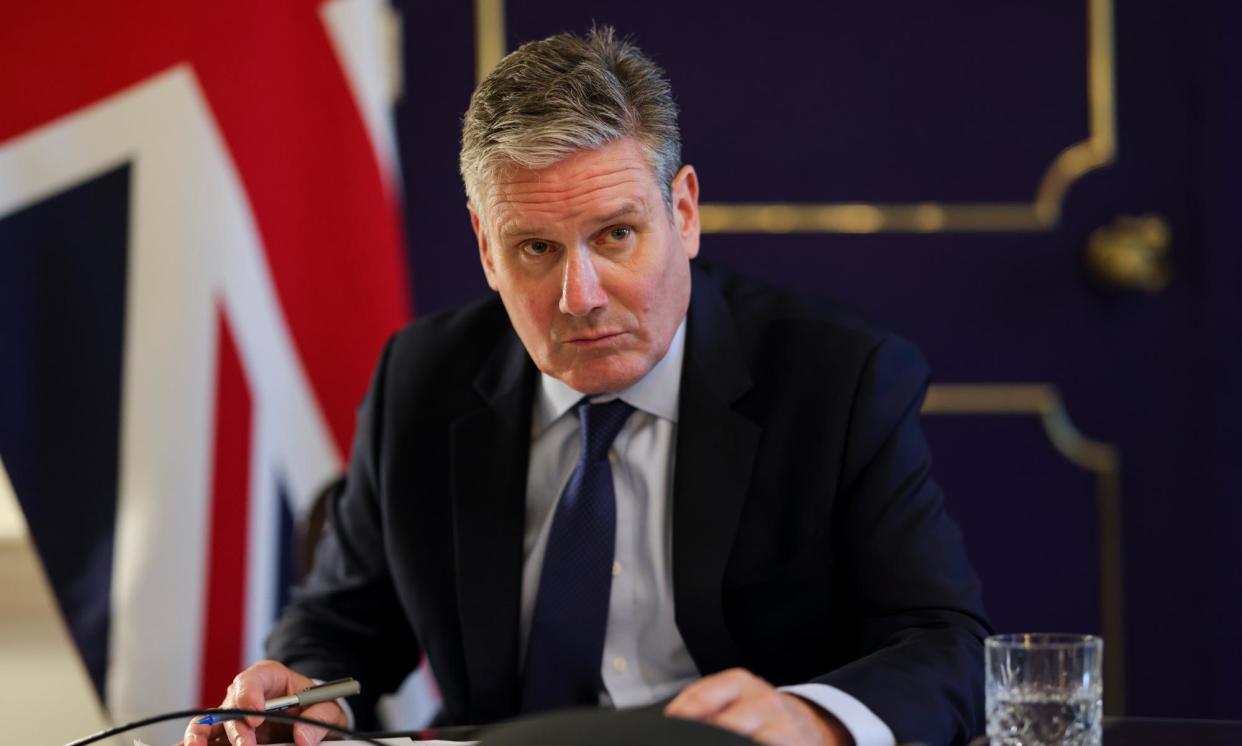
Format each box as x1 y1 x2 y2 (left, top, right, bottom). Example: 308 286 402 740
670 165 701 260
469 204 500 291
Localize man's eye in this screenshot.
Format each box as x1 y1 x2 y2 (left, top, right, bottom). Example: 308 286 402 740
607 226 631 241
522 240 552 256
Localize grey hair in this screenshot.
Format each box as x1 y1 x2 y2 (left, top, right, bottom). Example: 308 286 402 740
460 25 682 217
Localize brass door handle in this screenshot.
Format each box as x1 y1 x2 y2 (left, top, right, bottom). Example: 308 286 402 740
1084 214 1171 292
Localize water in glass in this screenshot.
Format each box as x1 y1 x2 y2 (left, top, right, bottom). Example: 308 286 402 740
987 683 1102 746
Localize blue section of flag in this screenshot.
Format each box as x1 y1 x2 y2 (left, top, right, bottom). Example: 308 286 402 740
0 164 131 702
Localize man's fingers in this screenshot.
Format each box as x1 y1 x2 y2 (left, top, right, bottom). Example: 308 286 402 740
229 665 284 728
727 693 849 746
220 681 260 745
667 672 846 746
708 689 787 738
709 700 766 737
185 659 322 745
182 718 216 746
292 721 326 746
665 668 764 719
749 721 799 746
290 701 345 746
222 718 256 746
666 681 726 719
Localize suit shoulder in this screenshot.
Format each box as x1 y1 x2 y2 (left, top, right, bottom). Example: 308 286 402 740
390 294 506 353
695 258 924 370
378 294 512 394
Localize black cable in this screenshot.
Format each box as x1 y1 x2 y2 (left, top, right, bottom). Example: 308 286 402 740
63 707 393 746
369 724 486 741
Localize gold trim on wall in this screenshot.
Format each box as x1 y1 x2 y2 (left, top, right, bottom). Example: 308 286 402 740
923 383 1125 714
697 0 1117 233
698 203 1046 234
474 0 506 85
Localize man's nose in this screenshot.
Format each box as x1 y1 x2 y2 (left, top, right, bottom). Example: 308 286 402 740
559 247 608 316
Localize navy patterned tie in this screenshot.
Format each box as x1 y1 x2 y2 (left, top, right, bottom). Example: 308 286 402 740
521 398 636 713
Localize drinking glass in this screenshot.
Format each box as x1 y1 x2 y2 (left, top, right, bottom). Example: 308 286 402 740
985 633 1103 746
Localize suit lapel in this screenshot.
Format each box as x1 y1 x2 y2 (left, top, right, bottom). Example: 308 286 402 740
673 266 761 673
450 328 535 722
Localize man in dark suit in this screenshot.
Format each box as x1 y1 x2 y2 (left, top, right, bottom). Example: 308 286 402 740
186 27 989 746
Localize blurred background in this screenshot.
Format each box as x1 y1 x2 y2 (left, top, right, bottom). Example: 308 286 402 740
2 0 1239 742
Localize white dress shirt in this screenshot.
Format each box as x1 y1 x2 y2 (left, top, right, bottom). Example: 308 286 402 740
519 320 896 746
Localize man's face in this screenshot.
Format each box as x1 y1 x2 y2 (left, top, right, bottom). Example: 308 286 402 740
470 137 701 394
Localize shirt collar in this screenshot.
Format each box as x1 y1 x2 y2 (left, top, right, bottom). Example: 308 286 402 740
534 318 686 434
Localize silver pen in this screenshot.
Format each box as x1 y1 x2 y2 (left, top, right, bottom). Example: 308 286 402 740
196 677 360 725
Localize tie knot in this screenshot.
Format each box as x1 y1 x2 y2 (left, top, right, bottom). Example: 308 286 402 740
576 398 635 463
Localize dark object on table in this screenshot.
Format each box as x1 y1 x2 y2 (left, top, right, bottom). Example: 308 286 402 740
476 704 755 746
969 716 1242 745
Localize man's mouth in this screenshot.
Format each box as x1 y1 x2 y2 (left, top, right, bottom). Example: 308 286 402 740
563 331 626 347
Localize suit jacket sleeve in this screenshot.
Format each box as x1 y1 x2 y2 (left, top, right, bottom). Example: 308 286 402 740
265 335 422 718
811 334 991 745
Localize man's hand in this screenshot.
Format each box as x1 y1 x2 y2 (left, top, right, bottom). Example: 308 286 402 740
182 660 346 746
665 668 854 746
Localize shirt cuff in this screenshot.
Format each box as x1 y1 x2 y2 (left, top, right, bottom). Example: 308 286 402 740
778 683 896 746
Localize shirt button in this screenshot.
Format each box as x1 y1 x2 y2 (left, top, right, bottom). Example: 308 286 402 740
612 657 628 673
613 561 622 577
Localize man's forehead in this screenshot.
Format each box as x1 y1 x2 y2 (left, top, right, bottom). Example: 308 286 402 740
493 157 651 194
484 139 655 197
483 144 661 235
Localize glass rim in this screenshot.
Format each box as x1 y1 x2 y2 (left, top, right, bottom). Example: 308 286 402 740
985 633 1102 650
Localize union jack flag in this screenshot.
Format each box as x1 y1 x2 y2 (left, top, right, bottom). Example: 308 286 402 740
0 1 430 741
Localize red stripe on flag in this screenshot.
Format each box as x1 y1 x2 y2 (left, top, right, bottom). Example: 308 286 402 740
188 3 411 457
199 308 254 706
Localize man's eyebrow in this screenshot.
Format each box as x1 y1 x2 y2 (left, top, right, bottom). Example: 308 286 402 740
593 203 644 225
498 222 541 240
497 203 646 240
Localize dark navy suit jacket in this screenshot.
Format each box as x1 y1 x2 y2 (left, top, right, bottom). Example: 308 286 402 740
267 259 992 745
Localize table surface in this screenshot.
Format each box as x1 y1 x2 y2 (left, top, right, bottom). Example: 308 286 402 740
386 713 1242 746
968 717 1242 746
